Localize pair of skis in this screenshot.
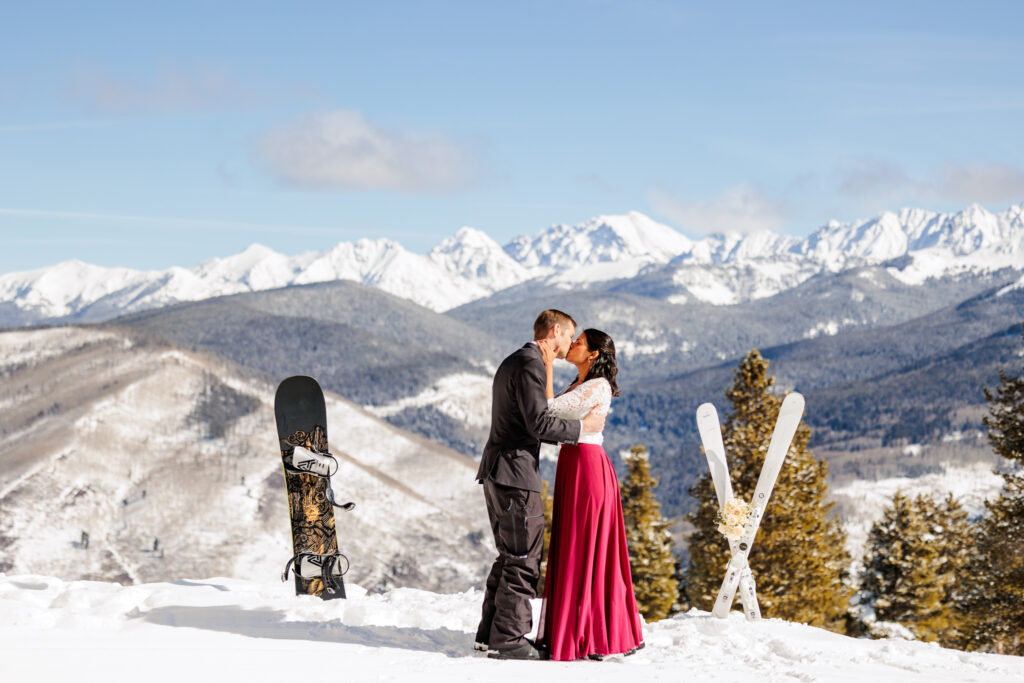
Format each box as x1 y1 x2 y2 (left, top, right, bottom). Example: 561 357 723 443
696 392 805 620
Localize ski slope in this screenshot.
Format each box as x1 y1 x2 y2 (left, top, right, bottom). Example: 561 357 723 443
1 574 1021 682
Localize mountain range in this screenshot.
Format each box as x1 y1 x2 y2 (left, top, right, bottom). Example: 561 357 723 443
2 202 1022 327
3 200 1024 586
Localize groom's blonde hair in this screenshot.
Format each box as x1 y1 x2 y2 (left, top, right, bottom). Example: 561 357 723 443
533 309 576 339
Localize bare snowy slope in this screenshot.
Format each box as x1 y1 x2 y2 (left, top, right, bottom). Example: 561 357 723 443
0 326 491 591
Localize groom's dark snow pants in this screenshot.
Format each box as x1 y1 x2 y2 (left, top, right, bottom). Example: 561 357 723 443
476 480 545 651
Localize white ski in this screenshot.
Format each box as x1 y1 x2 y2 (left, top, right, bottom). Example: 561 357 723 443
696 392 805 620
696 402 759 619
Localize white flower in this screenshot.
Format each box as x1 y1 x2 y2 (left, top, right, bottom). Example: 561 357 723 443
715 497 757 540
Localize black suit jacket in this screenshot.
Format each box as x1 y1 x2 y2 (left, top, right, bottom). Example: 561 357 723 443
475 342 581 491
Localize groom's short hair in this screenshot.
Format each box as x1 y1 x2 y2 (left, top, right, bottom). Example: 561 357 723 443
534 309 576 339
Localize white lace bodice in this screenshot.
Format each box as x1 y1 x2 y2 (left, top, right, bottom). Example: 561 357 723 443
547 378 611 445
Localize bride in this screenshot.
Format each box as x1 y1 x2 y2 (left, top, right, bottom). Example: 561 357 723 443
536 328 645 661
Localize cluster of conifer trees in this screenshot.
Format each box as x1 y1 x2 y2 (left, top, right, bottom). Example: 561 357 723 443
849 335 1024 654
610 336 1022 655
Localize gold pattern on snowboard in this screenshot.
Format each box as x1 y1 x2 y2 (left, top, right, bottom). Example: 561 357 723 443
282 424 338 596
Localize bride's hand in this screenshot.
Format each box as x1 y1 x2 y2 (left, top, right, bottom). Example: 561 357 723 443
537 338 556 367
537 339 556 399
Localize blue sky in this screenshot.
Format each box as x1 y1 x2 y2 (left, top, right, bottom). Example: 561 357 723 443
2 1 1023 274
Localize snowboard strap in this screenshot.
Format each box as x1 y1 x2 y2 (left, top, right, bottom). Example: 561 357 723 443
281 551 351 595
321 553 349 595
326 486 356 512
281 555 299 584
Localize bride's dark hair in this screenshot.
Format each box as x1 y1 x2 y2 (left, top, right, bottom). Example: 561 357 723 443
578 328 620 397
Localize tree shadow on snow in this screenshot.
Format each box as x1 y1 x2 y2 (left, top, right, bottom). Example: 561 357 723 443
133 605 474 658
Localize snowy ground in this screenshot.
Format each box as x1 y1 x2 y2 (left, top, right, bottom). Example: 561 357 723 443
2 575 1021 683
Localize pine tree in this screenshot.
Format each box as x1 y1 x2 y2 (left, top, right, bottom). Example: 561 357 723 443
852 492 969 644
685 349 851 630
537 478 554 596
961 328 1024 654
621 444 678 621
928 493 973 649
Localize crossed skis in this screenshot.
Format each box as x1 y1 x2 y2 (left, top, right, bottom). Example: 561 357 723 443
696 392 805 620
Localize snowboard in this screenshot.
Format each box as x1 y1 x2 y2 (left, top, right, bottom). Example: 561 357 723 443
274 375 346 600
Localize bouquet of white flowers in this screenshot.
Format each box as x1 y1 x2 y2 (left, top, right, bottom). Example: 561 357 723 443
715 498 757 541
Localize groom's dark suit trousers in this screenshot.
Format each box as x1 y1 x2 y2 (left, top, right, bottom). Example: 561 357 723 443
475 479 545 651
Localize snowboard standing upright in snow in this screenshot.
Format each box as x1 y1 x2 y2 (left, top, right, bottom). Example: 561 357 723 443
274 375 351 600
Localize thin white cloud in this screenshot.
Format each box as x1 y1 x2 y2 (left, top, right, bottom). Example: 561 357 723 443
936 162 1024 203
0 119 125 133
69 63 298 112
0 208 356 235
258 110 476 193
838 160 1024 205
648 185 790 236
838 160 914 200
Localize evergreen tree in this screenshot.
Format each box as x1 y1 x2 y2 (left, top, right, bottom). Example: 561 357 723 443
962 328 1024 654
852 492 969 644
929 493 973 649
537 478 554 596
621 444 678 621
685 349 851 630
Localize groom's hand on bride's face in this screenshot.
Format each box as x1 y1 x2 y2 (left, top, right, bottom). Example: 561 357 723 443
581 407 606 433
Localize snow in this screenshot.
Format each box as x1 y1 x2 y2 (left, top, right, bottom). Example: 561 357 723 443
364 372 493 429
428 226 532 291
505 212 692 270
1 574 1021 683
3 202 1024 325
0 326 121 375
617 340 670 358
804 320 843 339
0 327 491 592
995 272 1024 297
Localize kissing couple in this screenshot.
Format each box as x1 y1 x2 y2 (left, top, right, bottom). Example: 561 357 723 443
474 309 645 661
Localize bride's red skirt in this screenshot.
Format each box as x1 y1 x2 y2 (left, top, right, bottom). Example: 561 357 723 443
539 443 644 661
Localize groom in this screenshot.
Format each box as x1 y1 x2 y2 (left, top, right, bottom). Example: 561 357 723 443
474 309 606 660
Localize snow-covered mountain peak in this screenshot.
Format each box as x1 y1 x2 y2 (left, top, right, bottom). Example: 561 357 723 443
0 259 148 318
504 211 692 270
3 201 1024 327
187 242 305 295
1004 201 1024 227
429 226 531 290
236 242 279 259
443 226 498 248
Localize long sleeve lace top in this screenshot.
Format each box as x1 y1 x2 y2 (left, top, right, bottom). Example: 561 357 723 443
546 378 611 445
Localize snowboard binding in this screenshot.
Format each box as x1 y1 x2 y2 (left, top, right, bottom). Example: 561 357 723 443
283 444 339 477
282 443 356 512
282 551 350 596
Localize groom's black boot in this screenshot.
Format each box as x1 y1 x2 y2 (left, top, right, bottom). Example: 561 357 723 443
487 641 544 660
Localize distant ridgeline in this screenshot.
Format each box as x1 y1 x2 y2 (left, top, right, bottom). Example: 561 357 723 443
3 202 1024 521
2 203 1022 327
